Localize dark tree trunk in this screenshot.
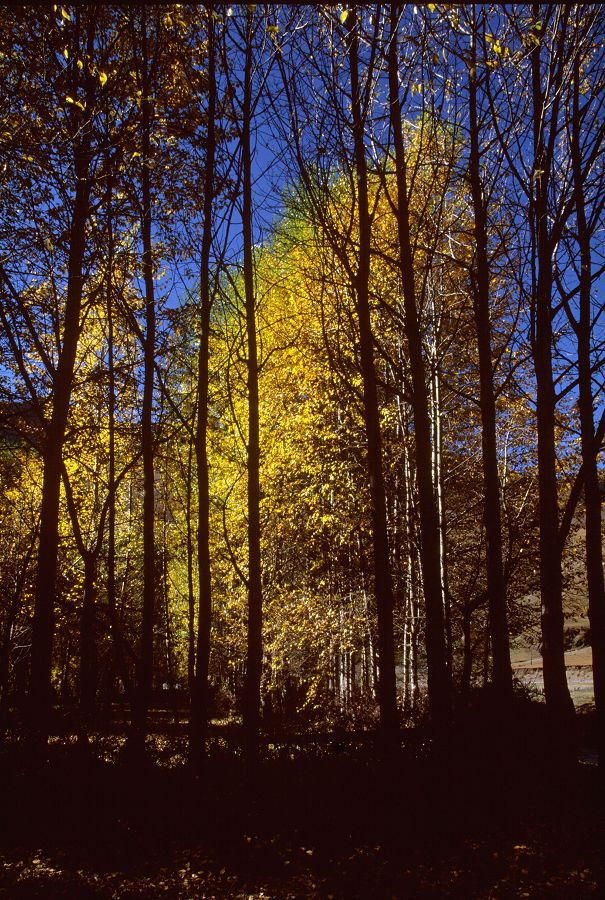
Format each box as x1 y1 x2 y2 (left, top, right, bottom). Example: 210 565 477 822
186 436 196 696
467 19 512 700
346 7 398 751
28 125 93 753
461 605 473 703
571 52 605 767
60 460 106 745
388 2 450 731
106 176 132 706
79 553 97 732
132 7 156 753
190 8 217 769
530 8 575 738
241 7 263 760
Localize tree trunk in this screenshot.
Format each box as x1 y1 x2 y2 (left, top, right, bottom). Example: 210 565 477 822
461 604 473 703
530 12 575 737
106 187 132 708
468 20 512 700
571 51 605 767
28 132 92 753
190 7 217 769
388 2 450 731
346 7 399 752
79 553 97 741
186 436 196 696
241 7 263 760
428 309 452 677
132 7 156 753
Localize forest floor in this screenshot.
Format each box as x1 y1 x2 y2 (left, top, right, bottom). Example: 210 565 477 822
0 708 604 899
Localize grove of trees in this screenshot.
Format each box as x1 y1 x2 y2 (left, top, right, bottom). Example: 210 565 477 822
1 3 604 771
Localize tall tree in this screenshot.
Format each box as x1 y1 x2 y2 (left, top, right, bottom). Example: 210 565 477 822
345 6 398 749
129 5 157 754
240 5 264 759
388 2 451 730
0 7 102 753
466 7 513 700
483 3 578 743
528 5 575 736
563 6 605 766
190 5 217 768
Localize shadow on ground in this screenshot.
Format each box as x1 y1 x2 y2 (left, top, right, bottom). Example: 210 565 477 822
1 710 603 898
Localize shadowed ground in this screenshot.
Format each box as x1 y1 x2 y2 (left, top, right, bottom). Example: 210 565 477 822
0 708 603 898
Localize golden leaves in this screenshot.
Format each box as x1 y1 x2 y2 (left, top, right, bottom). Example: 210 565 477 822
64 95 85 111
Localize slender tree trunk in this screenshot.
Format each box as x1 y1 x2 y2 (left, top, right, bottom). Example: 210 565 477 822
530 14 575 736
132 8 156 752
461 604 473 703
190 7 217 769
59 460 105 745
482 625 491 688
346 7 399 751
241 8 263 759
79 553 97 734
186 436 196 695
468 21 512 700
28 132 92 753
571 52 605 767
388 2 450 731
106 191 132 708
402 432 414 716
428 319 452 677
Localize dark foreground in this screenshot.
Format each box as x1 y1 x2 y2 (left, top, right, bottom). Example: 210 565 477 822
1 714 603 898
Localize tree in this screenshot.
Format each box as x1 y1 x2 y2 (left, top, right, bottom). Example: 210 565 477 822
465 5 513 700
559 5 605 766
190 4 217 768
0 5 106 752
529 5 576 739
388 2 451 730
130 4 158 756
345 6 399 749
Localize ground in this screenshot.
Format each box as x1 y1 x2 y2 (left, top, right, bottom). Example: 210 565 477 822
511 645 594 708
1 710 604 898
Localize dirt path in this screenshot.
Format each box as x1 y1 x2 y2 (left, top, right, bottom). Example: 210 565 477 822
511 646 593 670
512 647 594 706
